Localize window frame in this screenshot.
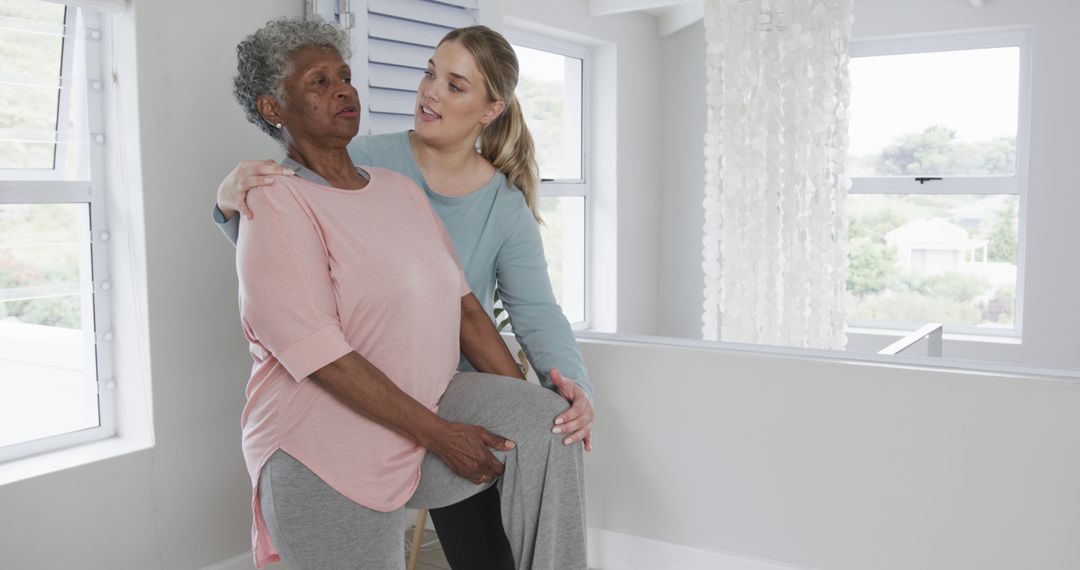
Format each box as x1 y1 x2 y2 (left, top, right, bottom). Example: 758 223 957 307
505 28 592 328
846 28 1032 338
0 5 115 464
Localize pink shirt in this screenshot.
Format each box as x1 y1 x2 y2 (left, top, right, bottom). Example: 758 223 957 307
235 167 470 567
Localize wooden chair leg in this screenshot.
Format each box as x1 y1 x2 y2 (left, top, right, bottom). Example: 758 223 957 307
407 508 428 570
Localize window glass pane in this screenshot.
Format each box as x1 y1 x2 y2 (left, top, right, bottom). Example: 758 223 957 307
514 45 583 180
848 47 1019 177
0 0 67 170
538 196 585 324
845 194 1019 329
0 203 99 448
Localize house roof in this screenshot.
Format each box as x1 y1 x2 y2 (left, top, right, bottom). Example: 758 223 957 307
885 218 988 251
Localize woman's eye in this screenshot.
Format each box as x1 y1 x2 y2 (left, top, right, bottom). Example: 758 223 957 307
424 70 434 79
343 76 352 84
449 83 461 92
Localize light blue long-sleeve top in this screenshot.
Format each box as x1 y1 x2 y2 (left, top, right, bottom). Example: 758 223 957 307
214 130 592 400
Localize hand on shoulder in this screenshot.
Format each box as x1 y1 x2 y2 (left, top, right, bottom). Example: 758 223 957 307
217 159 295 220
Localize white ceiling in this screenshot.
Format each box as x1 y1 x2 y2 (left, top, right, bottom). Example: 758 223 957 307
587 0 989 38
586 0 704 37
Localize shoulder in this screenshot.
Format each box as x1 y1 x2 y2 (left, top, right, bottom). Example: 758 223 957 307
486 176 542 253
491 175 537 229
247 175 309 212
490 173 527 210
239 177 319 241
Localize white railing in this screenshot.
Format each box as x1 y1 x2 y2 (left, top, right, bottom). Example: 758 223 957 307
878 323 944 357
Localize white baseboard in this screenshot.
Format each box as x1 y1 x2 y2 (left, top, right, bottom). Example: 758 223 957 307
202 528 808 570
201 552 256 570
587 527 810 570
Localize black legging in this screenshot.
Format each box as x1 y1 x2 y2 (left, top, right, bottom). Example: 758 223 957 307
429 484 515 569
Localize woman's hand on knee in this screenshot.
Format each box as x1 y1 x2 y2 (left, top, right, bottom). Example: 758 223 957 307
217 159 294 220
550 368 594 452
429 421 515 485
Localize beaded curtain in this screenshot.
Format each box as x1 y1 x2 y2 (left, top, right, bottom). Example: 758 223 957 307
702 0 854 349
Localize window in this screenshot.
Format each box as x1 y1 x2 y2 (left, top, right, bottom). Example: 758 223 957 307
845 30 1029 335
510 32 588 325
0 0 114 462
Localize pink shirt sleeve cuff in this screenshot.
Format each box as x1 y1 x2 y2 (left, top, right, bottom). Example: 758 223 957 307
458 268 471 297
277 324 354 382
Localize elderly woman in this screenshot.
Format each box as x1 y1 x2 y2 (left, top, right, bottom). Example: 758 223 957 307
230 17 586 569
217 23 596 568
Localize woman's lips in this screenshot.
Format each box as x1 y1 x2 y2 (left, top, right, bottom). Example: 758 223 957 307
418 104 441 122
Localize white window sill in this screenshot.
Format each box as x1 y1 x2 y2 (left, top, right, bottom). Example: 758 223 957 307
845 325 1022 345
0 435 153 487
572 330 1079 383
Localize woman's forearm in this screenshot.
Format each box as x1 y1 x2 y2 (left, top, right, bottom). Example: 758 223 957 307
309 351 446 449
459 293 525 380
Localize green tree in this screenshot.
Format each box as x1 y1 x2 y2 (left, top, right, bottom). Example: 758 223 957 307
980 288 1015 324
873 125 1016 177
849 290 983 325
847 237 896 296
0 204 82 329
516 77 565 178
987 200 1018 262
877 125 957 176
901 272 986 304
0 0 67 169
849 208 905 242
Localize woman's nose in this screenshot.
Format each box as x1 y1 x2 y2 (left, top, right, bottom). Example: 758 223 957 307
422 83 440 102
333 79 354 97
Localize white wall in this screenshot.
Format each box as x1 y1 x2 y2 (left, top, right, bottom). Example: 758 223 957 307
654 0 1080 370
657 21 707 339
581 337 1080 570
0 1 298 568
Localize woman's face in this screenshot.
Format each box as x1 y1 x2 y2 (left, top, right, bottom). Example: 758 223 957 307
414 40 504 147
269 46 360 147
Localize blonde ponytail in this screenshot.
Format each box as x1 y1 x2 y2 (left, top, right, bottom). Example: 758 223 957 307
479 96 541 222
439 26 542 223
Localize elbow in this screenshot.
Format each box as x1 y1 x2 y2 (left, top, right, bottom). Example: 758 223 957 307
459 294 489 325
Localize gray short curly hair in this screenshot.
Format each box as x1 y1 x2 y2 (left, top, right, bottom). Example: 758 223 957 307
233 16 351 142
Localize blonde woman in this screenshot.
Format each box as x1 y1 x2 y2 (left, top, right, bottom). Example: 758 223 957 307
216 24 593 569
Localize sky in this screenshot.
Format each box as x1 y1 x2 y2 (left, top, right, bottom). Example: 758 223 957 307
513 44 576 82
847 47 1020 156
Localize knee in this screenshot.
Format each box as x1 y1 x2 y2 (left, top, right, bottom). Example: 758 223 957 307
503 384 570 441
522 380 570 420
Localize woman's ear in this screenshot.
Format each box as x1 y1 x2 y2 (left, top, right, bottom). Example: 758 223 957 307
257 95 282 129
480 99 506 126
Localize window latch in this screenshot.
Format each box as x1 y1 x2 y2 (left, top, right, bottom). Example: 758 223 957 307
915 177 942 184
337 0 355 29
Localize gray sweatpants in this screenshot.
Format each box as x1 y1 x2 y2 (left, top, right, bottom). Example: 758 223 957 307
258 372 587 570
